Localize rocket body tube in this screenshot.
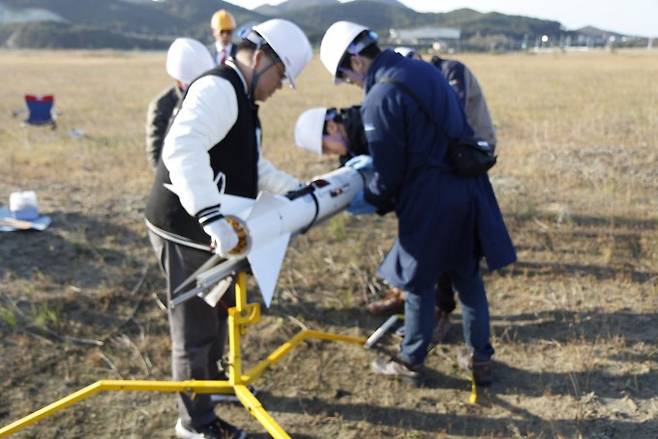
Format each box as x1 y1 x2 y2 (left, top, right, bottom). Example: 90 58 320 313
195 157 371 307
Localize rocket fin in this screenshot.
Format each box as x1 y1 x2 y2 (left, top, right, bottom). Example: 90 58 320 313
247 192 290 220
247 233 291 307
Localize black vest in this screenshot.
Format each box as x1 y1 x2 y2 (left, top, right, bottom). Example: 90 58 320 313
145 65 260 245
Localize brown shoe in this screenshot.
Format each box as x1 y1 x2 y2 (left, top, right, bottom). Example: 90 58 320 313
457 348 493 386
432 310 452 344
366 287 405 316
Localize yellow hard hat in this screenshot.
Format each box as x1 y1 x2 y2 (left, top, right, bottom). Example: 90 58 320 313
210 9 236 31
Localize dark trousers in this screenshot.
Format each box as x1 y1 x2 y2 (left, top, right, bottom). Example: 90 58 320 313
149 231 232 429
436 273 457 314
400 259 494 366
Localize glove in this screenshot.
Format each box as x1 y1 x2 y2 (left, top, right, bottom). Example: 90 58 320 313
344 154 373 172
344 154 374 183
347 190 376 216
203 218 239 257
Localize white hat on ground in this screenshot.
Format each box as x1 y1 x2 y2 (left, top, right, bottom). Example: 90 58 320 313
0 191 51 231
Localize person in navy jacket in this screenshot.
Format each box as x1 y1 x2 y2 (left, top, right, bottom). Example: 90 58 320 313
320 22 516 385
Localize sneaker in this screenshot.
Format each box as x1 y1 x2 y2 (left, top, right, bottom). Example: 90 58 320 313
175 417 246 439
366 287 405 316
457 348 493 386
432 310 452 344
371 356 420 385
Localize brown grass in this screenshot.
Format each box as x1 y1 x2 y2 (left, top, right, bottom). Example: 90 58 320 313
1 48 657 438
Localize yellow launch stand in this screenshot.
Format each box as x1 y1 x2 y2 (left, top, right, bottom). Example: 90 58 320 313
0 272 367 438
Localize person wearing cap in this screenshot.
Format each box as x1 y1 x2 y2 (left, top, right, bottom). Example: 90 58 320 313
145 19 312 439
209 9 237 66
145 38 214 171
319 21 516 386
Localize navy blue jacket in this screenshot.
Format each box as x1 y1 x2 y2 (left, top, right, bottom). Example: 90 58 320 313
361 49 516 292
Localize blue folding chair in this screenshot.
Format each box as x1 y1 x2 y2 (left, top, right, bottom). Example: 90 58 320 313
24 94 57 129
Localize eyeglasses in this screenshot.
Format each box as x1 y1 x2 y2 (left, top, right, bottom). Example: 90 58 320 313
219 29 233 36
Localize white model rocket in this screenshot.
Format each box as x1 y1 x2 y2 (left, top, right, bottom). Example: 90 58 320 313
177 156 371 308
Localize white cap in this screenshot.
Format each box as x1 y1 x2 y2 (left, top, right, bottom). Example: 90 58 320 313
320 21 370 84
251 19 312 88
9 191 39 220
166 38 214 86
394 46 416 58
294 107 327 155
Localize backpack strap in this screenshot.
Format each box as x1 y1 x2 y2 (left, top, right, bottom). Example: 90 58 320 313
376 76 451 173
378 77 439 126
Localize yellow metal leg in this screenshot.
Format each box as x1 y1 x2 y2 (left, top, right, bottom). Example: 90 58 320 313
235 385 291 439
0 272 367 438
469 380 478 404
244 329 366 384
0 380 233 437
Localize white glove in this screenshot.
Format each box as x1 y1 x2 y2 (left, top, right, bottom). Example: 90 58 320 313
203 218 239 257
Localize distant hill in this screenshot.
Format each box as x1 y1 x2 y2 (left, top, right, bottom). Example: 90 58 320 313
0 3 66 24
282 0 425 41
576 26 623 39
256 0 409 15
435 9 563 39
0 0 268 46
0 21 168 49
0 0 643 50
255 0 339 15
278 3 562 42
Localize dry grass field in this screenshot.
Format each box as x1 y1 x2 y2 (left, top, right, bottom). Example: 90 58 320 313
0 49 657 438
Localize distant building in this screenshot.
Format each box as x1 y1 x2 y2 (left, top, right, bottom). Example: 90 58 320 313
388 26 461 51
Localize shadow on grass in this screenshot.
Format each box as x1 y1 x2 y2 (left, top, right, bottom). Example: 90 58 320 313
492 310 657 345
507 211 658 231
268 302 386 335
498 260 657 283
0 211 148 288
251 391 657 438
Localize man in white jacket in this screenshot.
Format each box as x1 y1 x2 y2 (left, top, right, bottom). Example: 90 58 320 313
145 19 312 439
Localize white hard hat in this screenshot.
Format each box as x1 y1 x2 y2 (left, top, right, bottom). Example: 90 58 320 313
394 46 416 58
320 21 369 84
251 19 312 88
166 38 214 85
294 107 327 155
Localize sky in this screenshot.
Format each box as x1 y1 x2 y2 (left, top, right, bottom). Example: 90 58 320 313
224 0 658 37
